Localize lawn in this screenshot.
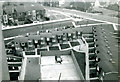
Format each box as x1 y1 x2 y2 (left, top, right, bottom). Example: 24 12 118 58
70 41 80 47
88 43 95 47
49 46 59 50
37 48 47 55
73 50 86 78
25 51 35 55
60 43 70 49
75 19 103 25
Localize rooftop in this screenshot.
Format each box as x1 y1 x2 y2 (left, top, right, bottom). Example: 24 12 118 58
41 55 81 80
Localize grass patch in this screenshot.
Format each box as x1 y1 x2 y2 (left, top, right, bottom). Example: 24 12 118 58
89 61 97 68
25 51 35 55
60 43 70 49
75 20 103 25
49 46 59 50
37 48 47 55
70 41 80 47
73 50 85 78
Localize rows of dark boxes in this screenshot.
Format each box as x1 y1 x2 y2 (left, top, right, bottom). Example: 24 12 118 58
5 27 82 80
6 41 23 80
83 27 104 81
91 25 119 80
8 63 21 71
7 56 22 80
5 27 82 56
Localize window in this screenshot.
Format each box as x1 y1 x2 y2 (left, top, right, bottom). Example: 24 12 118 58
28 11 31 15
95 50 99 54
41 42 45 44
58 35 61 39
16 47 20 50
26 33 30 36
95 44 98 47
68 33 71 36
105 44 108 47
21 43 25 46
47 38 50 41
15 42 19 45
37 31 39 35
78 32 80 35
41 37 44 40
28 40 32 43
52 35 56 38
96 58 101 62
35 40 38 44
94 39 98 42
73 35 76 38
63 37 66 40
102 29 104 31
52 39 56 42
3 15 8 23
96 66 100 71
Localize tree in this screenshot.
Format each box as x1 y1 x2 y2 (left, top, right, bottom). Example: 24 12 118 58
106 4 119 11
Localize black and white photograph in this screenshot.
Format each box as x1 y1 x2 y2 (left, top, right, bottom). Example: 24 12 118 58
0 0 120 81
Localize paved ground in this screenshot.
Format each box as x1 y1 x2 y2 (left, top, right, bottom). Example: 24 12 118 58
46 10 68 20
41 55 81 80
